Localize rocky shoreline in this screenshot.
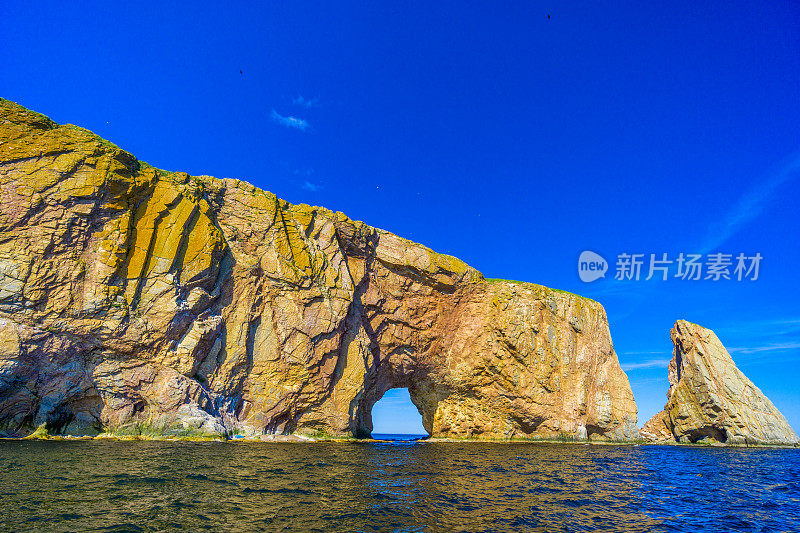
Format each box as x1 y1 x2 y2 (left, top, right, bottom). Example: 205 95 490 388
5 433 798 449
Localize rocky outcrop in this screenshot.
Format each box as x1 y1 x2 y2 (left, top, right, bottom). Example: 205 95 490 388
642 320 798 445
0 98 638 440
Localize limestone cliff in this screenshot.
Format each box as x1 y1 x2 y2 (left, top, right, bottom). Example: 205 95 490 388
0 98 638 440
642 320 798 445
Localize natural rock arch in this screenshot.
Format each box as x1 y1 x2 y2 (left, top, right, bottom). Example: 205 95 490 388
0 99 638 441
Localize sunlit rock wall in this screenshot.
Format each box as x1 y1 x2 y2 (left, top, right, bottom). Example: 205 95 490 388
0 99 638 440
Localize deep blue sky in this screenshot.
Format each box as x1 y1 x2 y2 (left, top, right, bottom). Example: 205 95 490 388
2 2 799 435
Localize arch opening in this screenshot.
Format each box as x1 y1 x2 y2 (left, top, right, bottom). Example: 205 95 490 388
368 387 429 441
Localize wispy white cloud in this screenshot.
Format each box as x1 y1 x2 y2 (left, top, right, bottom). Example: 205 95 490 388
717 317 800 335
620 359 671 371
691 317 800 367
727 339 800 368
302 181 322 192
292 95 319 108
628 376 669 386
700 150 800 252
619 318 800 371
728 342 800 355
581 151 800 326
271 109 309 131
583 280 641 298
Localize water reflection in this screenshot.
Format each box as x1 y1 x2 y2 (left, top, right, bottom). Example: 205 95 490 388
0 440 797 532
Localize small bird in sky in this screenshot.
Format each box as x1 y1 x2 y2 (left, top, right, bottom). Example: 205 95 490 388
547 14 550 19
240 70 243 75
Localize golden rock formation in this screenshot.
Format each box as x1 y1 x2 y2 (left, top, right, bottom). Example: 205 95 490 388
642 320 798 445
0 98 638 440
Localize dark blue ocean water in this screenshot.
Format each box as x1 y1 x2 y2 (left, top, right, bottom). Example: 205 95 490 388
0 438 798 532
372 433 428 441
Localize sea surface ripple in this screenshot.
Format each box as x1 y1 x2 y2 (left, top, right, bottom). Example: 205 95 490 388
0 437 798 532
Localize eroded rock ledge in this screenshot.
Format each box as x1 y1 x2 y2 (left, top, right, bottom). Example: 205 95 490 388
642 320 798 445
0 98 638 441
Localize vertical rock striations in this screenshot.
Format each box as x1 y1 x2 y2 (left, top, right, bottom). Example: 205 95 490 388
0 99 638 440
642 320 798 445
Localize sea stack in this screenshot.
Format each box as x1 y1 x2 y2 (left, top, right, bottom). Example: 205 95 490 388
642 320 798 445
0 99 639 441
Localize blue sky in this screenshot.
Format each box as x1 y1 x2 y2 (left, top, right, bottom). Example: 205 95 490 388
2 2 799 435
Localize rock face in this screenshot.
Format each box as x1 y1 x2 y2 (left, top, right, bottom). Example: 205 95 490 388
0 98 638 440
642 320 798 445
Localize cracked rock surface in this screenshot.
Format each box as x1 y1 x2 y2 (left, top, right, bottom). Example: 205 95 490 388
642 320 798 445
0 99 638 440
